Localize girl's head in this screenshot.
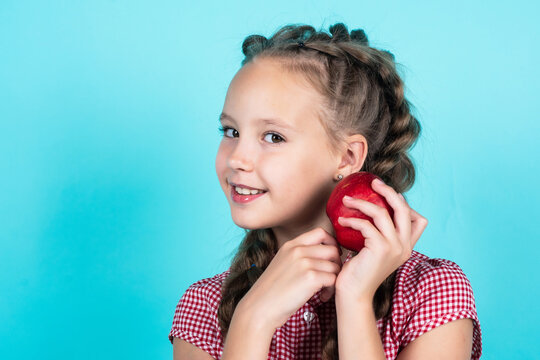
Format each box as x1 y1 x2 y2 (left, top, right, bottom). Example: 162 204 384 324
216 23 420 243
217 23 421 358
216 56 357 242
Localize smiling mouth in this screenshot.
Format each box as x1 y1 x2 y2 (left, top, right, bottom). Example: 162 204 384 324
230 186 267 203
233 186 267 195
228 181 267 194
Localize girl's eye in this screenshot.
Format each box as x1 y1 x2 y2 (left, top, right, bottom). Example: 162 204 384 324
218 126 238 138
263 132 285 144
218 126 285 144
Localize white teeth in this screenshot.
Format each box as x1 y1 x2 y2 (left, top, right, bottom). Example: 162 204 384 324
235 186 264 195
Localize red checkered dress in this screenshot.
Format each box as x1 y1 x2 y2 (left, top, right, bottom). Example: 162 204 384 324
169 250 482 359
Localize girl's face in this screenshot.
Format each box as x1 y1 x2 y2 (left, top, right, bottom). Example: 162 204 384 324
215 57 342 246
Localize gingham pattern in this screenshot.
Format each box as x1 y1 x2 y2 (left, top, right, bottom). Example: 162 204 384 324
169 250 482 359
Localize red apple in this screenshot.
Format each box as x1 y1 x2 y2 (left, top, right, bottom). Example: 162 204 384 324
326 171 395 252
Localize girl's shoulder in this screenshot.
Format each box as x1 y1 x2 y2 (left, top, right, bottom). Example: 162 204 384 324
168 269 232 348
393 249 478 311
181 269 232 303
187 269 231 289
395 250 474 291
389 250 482 359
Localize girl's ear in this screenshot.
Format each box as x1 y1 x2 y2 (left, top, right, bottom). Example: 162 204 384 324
336 134 368 175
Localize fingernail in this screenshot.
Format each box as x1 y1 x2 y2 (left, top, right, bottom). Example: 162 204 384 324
343 195 352 201
374 178 384 185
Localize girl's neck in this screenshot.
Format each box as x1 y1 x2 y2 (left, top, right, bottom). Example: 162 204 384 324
271 220 350 264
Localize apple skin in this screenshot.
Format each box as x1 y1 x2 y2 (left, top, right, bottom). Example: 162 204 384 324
326 171 395 252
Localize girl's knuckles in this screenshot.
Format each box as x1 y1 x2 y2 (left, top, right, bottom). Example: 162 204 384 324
290 246 304 259
393 247 403 258
329 273 337 283
299 257 312 270
314 227 327 238
323 245 340 257
305 270 318 282
281 241 292 251
322 272 337 286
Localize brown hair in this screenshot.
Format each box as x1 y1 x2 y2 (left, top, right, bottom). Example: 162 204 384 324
217 23 422 359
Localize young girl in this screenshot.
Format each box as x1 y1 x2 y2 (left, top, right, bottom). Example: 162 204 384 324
169 23 482 359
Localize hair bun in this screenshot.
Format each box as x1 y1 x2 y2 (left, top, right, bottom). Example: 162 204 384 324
382 49 396 62
350 29 369 46
329 23 350 42
242 34 271 57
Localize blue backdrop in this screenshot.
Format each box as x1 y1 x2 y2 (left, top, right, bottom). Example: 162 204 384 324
1 0 538 359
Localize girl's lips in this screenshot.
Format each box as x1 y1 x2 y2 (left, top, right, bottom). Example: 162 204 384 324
230 186 267 204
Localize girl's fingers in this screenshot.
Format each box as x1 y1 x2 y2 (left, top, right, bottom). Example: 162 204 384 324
289 227 340 248
370 179 412 245
279 228 342 266
337 216 381 241
342 195 397 244
301 258 342 274
398 193 427 248
342 179 425 254
298 244 342 265
319 272 339 302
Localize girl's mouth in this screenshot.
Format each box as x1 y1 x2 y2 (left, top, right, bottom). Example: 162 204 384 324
231 186 267 204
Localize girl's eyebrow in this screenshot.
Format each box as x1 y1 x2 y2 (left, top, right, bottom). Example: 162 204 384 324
219 112 296 131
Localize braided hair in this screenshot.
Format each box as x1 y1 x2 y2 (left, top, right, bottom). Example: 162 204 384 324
217 23 422 359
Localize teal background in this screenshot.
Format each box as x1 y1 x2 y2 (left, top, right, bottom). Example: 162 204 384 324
1 0 538 359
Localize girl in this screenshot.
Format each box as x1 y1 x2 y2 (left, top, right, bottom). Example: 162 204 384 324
169 23 482 359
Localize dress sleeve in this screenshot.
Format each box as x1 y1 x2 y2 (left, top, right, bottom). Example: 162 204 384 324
168 280 222 359
400 259 482 359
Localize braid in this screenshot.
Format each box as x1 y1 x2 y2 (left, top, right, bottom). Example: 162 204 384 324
219 22 422 359
357 49 422 194
217 228 277 341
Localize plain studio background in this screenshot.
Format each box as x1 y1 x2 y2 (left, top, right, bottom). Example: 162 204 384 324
1 0 538 359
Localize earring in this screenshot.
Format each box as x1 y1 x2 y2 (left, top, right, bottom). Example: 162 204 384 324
336 174 343 181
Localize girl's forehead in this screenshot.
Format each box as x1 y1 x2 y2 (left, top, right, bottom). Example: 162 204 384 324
224 61 324 130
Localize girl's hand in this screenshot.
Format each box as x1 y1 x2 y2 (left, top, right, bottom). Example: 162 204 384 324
238 228 342 331
334 178 428 302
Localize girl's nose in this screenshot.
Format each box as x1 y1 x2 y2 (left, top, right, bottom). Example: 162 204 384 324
227 143 254 172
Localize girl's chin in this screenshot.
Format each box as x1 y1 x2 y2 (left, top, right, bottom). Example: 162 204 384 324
232 221 260 230
230 216 268 231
